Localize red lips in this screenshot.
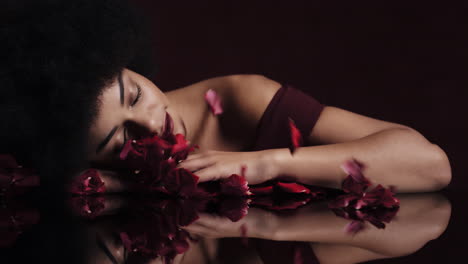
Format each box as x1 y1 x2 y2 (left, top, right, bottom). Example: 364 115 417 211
162 112 174 138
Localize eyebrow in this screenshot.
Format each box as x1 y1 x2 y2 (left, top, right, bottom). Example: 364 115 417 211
95 72 125 154
96 126 118 154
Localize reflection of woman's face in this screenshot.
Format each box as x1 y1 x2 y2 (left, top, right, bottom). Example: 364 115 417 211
87 68 187 166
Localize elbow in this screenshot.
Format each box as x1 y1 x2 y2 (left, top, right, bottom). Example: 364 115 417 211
399 128 451 191
428 144 452 190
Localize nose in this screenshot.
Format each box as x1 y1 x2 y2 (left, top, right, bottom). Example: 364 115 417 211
124 108 165 139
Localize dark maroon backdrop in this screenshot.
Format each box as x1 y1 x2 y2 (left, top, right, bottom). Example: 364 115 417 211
130 1 468 261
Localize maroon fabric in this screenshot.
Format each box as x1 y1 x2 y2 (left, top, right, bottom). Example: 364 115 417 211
251 84 324 264
252 84 325 151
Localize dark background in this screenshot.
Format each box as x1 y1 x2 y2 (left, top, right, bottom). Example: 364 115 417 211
130 0 468 262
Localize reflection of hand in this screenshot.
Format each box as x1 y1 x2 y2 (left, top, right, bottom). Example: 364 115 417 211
183 208 278 239
176 150 277 184
185 193 451 259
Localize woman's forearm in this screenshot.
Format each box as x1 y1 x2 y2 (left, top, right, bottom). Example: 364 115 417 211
269 128 451 192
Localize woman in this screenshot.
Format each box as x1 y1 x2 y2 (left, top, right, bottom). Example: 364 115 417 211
0 0 451 192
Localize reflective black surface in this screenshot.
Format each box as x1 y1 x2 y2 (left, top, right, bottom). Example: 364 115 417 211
2 191 464 263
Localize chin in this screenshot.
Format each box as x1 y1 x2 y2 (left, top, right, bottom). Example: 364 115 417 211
171 113 186 137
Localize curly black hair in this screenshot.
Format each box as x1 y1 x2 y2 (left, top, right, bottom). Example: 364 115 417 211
0 0 157 180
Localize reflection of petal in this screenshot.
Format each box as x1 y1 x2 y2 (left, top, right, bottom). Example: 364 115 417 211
328 193 359 208
276 182 311 194
204 89 223 115
250 185 274 195
218 198 250 221
345 220 365 234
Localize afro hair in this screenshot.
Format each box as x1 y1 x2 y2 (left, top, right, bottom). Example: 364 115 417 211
0 0 157 182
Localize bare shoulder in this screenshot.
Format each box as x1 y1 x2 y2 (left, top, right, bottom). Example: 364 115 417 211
171 74 282 125
224 74 282 126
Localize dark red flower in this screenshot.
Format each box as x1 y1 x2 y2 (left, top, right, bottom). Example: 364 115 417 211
69 169 106 195
220 166 251 196
329 160 400 234
218 198 250 222
341 159 371 194
163 168 206 198
118 199 201 263
69 196 105 219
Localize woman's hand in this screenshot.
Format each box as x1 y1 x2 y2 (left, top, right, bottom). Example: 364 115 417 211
176 150 278 184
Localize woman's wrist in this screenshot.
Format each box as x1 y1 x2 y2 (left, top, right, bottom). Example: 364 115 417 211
262 148 292 181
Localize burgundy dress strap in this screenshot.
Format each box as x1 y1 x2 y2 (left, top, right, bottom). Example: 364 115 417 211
252 84 325 151
248 83 325 264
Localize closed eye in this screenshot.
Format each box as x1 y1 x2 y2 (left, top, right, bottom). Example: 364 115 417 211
131 84 142 106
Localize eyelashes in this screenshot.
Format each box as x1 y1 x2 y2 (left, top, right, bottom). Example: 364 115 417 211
131 84 142 106
116 84 142 155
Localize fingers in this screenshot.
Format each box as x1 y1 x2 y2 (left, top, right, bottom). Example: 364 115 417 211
176 154 217 176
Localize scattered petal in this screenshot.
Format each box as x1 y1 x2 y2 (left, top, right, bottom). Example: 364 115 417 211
288 117 302 154
204 89 223 115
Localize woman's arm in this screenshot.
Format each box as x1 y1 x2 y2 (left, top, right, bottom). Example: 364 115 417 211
229 75 452 192
176 74 451 192
269 126 451 192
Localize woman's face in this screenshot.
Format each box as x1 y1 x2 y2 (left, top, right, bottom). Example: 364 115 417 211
87 68 186 166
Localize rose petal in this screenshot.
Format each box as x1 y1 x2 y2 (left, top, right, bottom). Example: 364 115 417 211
288 117 302 154
204 89 223 115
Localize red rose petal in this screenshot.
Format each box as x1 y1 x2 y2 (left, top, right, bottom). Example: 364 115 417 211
288 117 303 154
